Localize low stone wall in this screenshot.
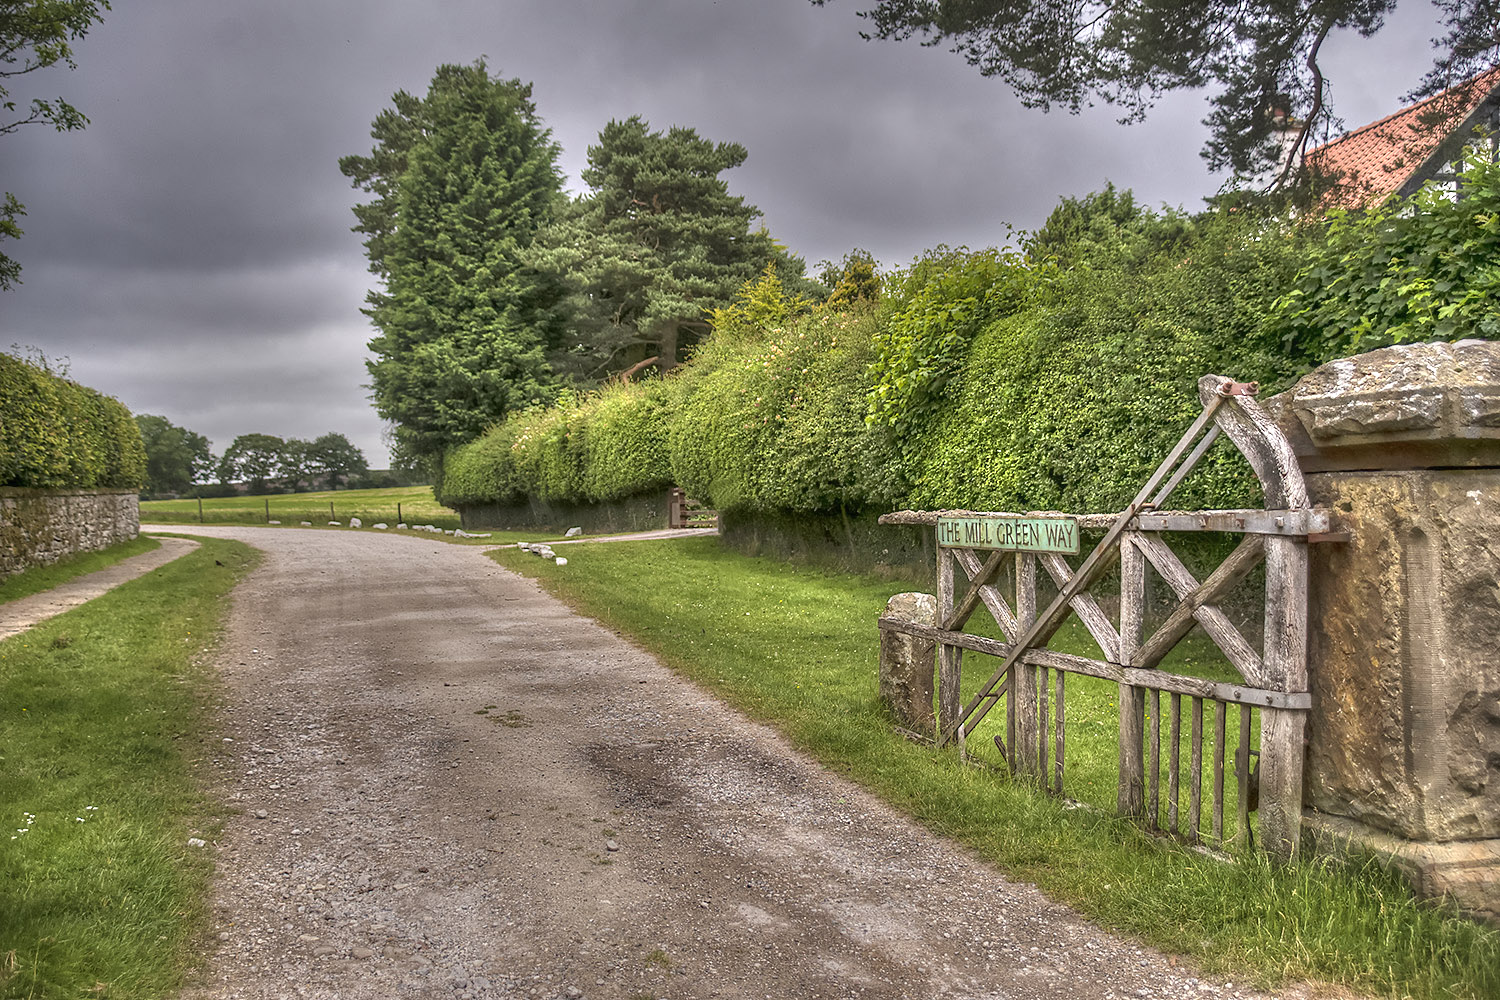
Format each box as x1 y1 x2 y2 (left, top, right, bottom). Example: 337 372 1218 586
0 487 141 577
455 491 670 536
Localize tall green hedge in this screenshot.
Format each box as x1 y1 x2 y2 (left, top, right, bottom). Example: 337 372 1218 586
441 177 1495 521
0 353 146 489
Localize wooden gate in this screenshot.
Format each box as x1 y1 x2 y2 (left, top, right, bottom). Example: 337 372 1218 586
878 375 1335 856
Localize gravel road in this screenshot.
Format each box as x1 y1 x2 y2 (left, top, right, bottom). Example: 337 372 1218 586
162 525 1297 1000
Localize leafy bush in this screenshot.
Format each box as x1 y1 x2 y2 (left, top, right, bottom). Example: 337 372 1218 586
0 352 146 489
579 379 672 501
1273 155 1500 357
909 208 1308 514
866 244 1044 434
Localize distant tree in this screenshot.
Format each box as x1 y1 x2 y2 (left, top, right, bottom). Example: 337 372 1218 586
812 0 1499 183
341 60 567 467
134 414 211 495
279 437 314 492
817 249 882 308
218 433 284 494
309 432 367 490
533 116 778 376
1 0 110 289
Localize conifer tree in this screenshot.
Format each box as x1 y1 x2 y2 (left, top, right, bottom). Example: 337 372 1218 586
341 61 566 465
535 117 776 375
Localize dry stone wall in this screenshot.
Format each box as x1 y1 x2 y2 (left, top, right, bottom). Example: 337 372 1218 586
0 487 140 577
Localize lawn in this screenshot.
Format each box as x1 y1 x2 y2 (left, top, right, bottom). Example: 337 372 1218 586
491 537 1499 1000
140 484 459 529
0 536 258 999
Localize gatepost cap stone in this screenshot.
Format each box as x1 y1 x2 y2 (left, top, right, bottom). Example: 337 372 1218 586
884 591 937 625
1266 339 1500 472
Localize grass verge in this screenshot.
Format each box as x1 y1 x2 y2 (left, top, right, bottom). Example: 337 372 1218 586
0 537 258 999
490 537 1499 1000
0 537 161 606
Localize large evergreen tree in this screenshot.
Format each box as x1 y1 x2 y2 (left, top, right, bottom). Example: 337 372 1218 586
535 117 777 376
341 61 565 465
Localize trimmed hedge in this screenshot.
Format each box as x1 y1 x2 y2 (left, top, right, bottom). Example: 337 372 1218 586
0 353 146 489
441 182 1494 523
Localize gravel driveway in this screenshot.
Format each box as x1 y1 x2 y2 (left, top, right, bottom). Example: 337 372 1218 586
160 525 1291 1000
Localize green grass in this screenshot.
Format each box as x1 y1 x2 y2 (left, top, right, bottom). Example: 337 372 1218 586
490 537 1500 1000
0 537 259 999
140 484 459 529
0 537 161 606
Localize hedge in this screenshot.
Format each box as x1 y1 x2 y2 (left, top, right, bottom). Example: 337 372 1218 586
0 353 146 489
440 175 1496 521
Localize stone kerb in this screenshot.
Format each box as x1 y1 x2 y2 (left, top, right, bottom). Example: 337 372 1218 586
1266 339 1500 921
0 487 141 578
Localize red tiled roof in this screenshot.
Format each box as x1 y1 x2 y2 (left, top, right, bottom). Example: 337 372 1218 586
1306 64 1500 208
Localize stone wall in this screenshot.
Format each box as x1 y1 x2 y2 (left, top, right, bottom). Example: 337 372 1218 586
0 487 141 577
1266 339 1500 921
455 490 670 536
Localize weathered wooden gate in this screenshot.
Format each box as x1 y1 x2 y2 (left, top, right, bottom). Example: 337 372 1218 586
878 375 1334 856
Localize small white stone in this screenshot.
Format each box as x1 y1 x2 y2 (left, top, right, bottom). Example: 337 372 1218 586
187 837 207 848
373 523 388 530
565 526 583 538
301 521 312 526
397 523 408 530
267 519 281 525
328 521 341 526
348 517 362 528
555 557 568 566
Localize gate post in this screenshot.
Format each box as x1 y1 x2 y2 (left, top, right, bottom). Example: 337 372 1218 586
936 546 962 740
1117 536 1147 818
1268 340 1500 919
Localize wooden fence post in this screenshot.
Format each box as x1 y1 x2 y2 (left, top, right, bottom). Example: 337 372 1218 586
1258 534 1309 857
1117 534 1146 817
936 547 961 740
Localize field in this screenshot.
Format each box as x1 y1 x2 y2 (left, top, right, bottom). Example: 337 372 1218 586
140 485 460 529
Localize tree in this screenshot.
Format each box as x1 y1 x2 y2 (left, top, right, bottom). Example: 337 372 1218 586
341 60 567 468
812 0 1499 183
308 432 367 490
1 0 109 289
279 437 314 492
217 433 284 494
134 414 211 495
533 116 778 376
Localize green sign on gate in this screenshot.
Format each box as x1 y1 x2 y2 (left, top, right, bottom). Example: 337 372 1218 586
936 515 1080 554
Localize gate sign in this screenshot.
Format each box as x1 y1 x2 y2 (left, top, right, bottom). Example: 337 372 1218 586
936 515 1080 554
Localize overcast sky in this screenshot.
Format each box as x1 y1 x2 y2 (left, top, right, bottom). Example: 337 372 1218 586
1 0 1446 467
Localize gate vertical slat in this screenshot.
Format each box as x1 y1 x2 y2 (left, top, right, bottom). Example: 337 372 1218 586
1148 690 1161 831
1236 705 1252 850
1054 671 1066 795
1189 698 1205 843
1038 665 1050 786
1168 694 1182 834
1213 700 1228 843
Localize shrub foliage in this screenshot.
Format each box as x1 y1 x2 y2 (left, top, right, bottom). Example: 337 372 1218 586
0 352 146 490
442 173 1496 520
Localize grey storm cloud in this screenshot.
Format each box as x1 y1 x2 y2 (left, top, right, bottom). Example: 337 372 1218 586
0 0 1445 464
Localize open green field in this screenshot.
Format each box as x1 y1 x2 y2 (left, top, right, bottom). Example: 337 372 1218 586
0 536 258 999
140 485 459 529
491 537 1499 1000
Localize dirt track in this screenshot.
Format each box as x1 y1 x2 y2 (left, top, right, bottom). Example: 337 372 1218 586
162 525 1284 1000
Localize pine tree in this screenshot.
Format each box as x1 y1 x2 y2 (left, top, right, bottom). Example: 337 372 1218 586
535 117 777 376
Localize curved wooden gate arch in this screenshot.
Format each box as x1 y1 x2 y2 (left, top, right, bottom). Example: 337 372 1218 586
879 375 1330 856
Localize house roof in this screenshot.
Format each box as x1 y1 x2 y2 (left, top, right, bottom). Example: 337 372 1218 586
1306 64 1500 208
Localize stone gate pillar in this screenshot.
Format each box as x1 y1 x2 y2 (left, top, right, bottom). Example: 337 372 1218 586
1267 340 1500 921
